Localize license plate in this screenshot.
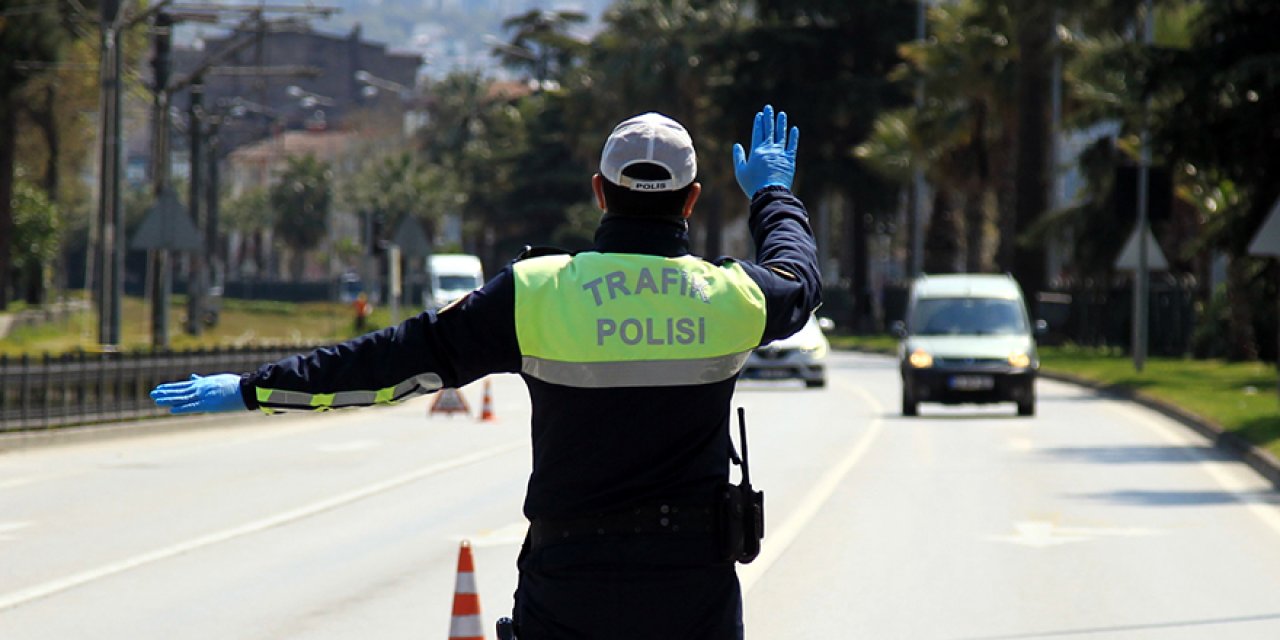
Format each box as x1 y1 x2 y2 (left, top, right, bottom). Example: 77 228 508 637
949 375 994 391
754 369 792 379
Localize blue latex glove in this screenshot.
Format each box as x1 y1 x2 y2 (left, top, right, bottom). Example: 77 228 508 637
732 104 800 198
150 373 246 414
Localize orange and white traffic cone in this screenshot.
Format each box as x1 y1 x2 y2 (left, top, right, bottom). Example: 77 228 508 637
448 540 484 640
478 379 495 422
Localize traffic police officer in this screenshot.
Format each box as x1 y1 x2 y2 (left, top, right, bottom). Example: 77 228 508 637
151 105 820 639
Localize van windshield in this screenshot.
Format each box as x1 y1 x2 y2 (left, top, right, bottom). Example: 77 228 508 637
910 297 1028 336
438 274 481 291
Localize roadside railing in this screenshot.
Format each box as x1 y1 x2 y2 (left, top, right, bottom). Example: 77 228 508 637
0 346 315 433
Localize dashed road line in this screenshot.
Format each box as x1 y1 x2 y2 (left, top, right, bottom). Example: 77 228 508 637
739 380 885 594
0 440 525 612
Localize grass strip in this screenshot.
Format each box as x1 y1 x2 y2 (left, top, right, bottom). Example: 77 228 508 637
830 334 1280 461
0 295 397 356
1038 345 1280 461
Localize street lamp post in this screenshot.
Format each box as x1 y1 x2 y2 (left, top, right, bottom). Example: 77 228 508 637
286 85 335 130
354 69 411 98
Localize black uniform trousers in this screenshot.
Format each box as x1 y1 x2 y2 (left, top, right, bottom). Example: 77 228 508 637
512 533 743 639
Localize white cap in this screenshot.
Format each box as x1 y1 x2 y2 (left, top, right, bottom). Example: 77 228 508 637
599 113 697 192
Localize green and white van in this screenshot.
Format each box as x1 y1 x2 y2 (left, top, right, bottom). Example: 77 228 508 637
892 274 1044 417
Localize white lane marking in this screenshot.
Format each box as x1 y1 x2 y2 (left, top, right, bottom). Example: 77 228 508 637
1007 437 1035 452
0 440 526 612
739 382 885 594
0 408 408 492
985 520 1164 548
462 521 530 548
0 476 56 491
0 521 33 542
314 439 381 453
1116 402 1280 539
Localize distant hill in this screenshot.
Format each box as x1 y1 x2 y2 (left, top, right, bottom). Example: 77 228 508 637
178 1 612 78
277 0 612 76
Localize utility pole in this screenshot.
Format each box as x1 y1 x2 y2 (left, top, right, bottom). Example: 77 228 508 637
150 11 175 349
92 0 178 350
96 0 123 350
186 81 206 336
1132 0 1154 372
909 0 927 278
206 118 222 316
159 5 333 343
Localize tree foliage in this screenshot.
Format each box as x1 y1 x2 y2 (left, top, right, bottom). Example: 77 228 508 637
0 1 72 309
11 177 62 304
7 0 1273 358
269 155 332 279
861 0 1017 274
343 150 455 247
494 9 589 85
1145 2 1280 360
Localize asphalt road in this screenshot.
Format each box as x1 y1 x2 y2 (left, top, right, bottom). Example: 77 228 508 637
1 352 1279 639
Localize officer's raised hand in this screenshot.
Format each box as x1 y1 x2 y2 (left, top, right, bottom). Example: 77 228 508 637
732 104 799 199
150 373 246 414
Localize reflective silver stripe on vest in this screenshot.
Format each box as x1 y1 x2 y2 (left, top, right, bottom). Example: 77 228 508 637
520 352 752 388
258 373 442 411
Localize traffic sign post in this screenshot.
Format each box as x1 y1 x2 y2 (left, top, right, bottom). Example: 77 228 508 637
392 216 432 312
1115 224 1167 373
1248 197 1280 402
131 188 203 349
1129 0 1156 373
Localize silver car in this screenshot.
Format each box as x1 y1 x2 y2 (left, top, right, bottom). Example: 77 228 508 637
741 315 831 388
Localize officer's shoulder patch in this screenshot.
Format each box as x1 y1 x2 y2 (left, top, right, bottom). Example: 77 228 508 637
767 265 799 281
437 292 470 314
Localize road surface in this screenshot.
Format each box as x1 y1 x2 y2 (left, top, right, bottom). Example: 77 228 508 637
2 352 1279 639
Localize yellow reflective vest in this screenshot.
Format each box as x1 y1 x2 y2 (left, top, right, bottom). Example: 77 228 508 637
513 252 767 387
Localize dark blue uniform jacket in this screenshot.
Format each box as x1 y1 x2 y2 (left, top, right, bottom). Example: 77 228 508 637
238 186 820 524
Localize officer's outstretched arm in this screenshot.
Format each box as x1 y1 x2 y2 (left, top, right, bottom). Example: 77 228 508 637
150 272 521 414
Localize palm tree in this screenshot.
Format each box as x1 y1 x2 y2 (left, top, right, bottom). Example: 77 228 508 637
493 8 589 87
1135 2 1280 360
416 71 530 262
270 155 332 280
570 0 749 257
860 0 1018 274
221 186 274 281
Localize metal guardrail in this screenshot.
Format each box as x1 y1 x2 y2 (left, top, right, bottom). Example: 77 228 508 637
0 346 313 433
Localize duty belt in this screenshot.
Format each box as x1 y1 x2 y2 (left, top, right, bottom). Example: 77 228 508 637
529 504 714 548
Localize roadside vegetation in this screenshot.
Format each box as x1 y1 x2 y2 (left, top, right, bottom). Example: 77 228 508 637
1041 345 1280 461
7 312 1273 463
0 294 392 357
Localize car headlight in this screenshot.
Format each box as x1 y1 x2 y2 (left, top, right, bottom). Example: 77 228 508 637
908 348 933 368
800 343 828 359
1008 351 1031 368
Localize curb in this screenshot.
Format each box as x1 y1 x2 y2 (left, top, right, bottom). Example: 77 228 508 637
0 411 313 452
0 414 222 451
1038 369 1280 490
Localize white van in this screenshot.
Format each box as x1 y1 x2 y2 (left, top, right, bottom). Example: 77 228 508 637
426 254 484 310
